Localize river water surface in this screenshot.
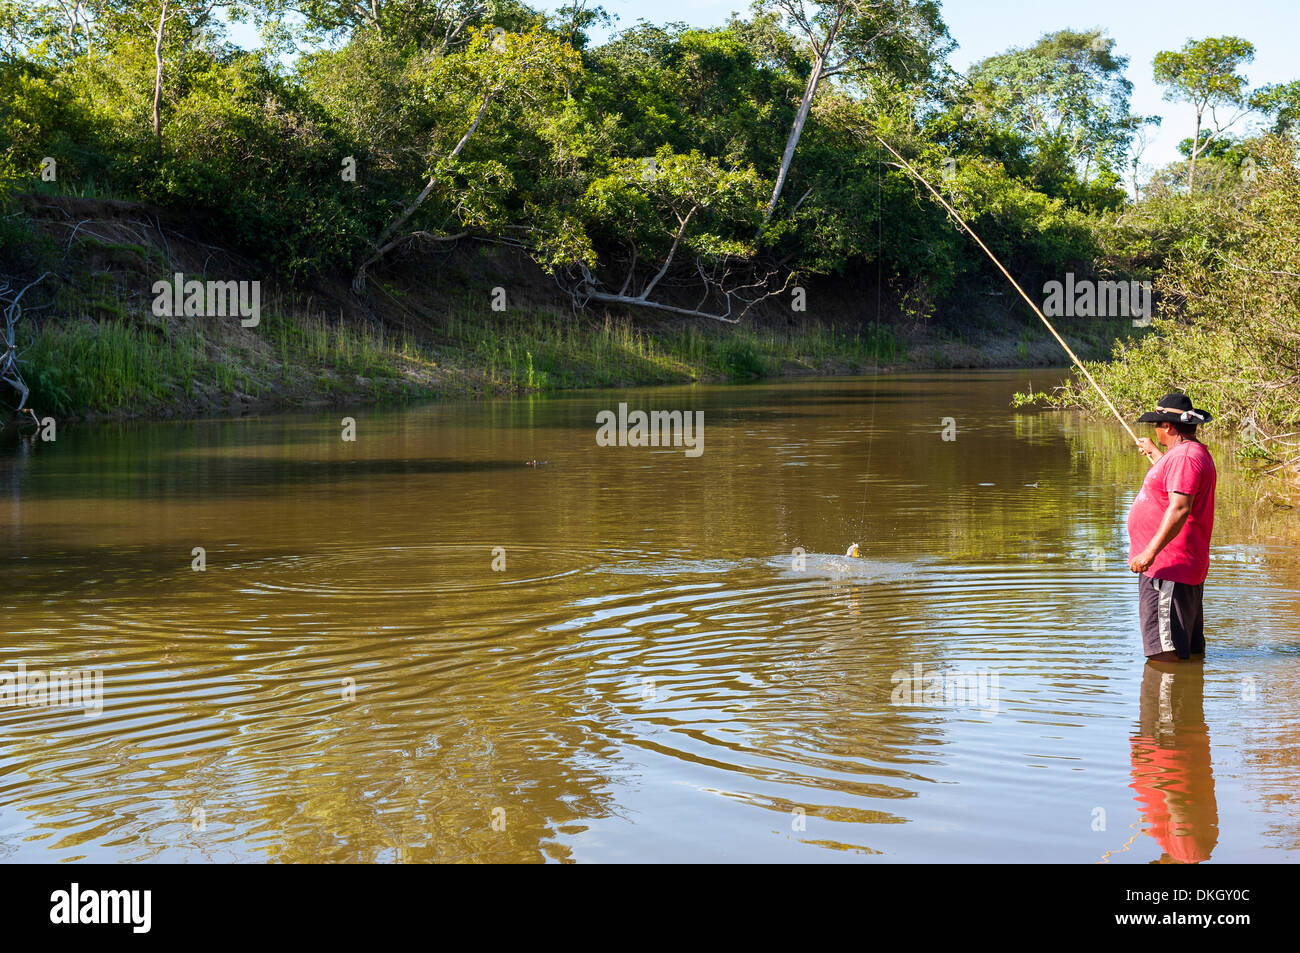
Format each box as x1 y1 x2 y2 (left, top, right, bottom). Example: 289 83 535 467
1 370 1297 862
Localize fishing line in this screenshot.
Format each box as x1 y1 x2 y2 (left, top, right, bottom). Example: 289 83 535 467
857 146 884 533
873 134 1141 447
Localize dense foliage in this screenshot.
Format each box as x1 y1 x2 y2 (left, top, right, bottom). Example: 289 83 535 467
1 0 1296 429
1059 134 1300 432
0 2 1121 296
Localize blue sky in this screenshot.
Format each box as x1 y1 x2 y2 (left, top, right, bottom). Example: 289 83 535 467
230 0 1298 174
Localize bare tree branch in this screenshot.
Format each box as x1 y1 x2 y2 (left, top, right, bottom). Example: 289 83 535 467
1 272 49 422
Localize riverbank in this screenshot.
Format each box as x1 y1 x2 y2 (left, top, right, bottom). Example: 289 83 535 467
5 194 1134 424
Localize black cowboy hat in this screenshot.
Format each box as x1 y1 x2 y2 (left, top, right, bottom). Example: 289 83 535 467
1137 392 1213 425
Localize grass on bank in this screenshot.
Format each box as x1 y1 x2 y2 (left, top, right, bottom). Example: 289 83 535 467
21 319 207 414
439 303 900 391
12 292 902 418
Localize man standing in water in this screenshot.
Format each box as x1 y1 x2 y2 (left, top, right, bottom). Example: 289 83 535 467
1128 393 1217 662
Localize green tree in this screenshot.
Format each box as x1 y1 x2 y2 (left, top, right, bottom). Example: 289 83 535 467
753 0 950 222
68 2 267 143
1062 134 1300 430
279 0 542 50
350 25 582 293
967 30 1146 189
1250 80 1300 136
574 146 773 321
1153 36 1254 192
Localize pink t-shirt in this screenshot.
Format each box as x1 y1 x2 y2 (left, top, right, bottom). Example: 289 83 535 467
1127 441 1217 585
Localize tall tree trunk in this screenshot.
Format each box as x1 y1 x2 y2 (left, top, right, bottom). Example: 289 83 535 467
763 4 847 224
152 0 168 141
764 51 826 223
1188 110 1202 193
352 92 495 294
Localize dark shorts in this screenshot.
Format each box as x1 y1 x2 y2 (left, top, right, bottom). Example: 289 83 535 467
1138 573 1205 658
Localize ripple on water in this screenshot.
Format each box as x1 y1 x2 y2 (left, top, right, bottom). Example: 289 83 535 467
235 542 599 596
2 472 1297 861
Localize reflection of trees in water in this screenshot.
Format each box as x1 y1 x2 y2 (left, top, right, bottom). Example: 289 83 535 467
544 389 1142 565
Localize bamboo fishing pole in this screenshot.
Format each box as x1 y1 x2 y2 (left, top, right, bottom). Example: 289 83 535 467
873 134 1141 446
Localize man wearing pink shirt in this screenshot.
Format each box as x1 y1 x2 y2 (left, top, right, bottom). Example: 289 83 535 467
1127 393 1217 662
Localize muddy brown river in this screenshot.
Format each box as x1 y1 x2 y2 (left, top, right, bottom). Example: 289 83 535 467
1 370 1297 862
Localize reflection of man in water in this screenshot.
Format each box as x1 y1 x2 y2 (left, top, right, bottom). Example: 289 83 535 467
1130 664 1218 863
1127 393 1217 662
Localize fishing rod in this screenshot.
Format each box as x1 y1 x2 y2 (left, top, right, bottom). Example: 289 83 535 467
873 134 1141 447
